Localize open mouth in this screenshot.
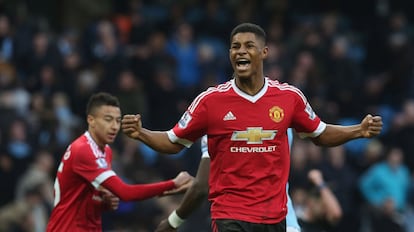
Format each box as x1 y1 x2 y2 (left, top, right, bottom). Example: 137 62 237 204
236 59 251 70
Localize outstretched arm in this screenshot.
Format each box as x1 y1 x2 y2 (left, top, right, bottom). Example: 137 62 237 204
121 114 184 154
312 114 382 147
101 171 192 201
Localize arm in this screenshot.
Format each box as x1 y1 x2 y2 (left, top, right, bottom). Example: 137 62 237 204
101 171 192 201
156 158 210 232
308 169 342 224
121 114 184 154
176 158 210 219
311 114 382 147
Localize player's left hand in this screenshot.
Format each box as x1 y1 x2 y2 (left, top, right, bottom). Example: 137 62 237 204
100 188 120 211
155 219 177 232
360 114 383 138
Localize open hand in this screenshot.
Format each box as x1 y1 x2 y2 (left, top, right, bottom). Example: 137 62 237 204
160 177 194 196
172 171 194 189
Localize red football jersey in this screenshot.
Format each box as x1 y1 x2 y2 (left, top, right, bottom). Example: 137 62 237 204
168 78 326 224
46 132 116 232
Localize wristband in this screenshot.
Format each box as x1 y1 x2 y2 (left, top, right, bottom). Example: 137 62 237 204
168 210 185 228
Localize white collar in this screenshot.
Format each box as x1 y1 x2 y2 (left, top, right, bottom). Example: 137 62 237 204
231 77 268 103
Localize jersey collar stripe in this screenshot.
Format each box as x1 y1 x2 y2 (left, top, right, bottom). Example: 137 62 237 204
84 131 105 158
270 80 308 105
187 81 232 113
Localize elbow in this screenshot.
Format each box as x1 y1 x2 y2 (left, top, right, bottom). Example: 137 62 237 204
192 180 209 198
311 136 326 147
311 136 336 147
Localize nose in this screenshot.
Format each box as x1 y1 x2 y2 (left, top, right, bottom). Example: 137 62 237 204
237 45 247 54
112 120 121 130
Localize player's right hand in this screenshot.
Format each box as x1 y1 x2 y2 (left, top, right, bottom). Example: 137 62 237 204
161 177 194 196
121 114 142 139
360 114 383 138
172 171 193 189
155 219 177 232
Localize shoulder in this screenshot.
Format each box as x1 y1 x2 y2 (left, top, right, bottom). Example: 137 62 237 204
267 79 307 102
69 135 88 153
68 135 93 160
202 80 233 97
188 80 233 112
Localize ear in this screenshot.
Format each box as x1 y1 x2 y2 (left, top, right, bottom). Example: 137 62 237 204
261 46 269 59
87 115 95 128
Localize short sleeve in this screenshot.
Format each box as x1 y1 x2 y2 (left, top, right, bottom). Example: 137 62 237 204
290 89 326 138
72 146 115 188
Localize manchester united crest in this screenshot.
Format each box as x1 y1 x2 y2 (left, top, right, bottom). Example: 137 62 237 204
269 106 284 123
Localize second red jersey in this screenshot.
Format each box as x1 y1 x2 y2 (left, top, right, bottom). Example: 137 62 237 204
46 132 116 232
168 78 326 224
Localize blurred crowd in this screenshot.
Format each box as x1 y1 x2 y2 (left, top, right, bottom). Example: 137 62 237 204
0 0 414 231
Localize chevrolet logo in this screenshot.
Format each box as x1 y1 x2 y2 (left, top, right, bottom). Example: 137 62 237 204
231 127 277 144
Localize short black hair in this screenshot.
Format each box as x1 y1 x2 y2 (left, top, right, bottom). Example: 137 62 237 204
230 23 266 44
86 92 120 115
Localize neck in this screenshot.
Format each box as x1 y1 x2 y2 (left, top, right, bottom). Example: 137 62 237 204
235 75 265 96
87 130 105 151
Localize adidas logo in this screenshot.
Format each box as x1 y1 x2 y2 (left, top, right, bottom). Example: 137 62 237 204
223 111 236 121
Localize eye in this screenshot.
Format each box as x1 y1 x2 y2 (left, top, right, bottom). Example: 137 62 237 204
231 44 240 49
246 43 255 48
104 116 113 122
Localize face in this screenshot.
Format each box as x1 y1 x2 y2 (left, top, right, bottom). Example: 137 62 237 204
229 32 268 79
87 105 121 147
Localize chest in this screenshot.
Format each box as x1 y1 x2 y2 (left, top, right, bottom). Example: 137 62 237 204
206 94 294 134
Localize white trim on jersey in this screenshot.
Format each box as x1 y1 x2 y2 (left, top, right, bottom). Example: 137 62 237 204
297 121 327 138
188 82 232 113
85 131 107 158
92 170 116 188
167 130 193 148
268 78 308 105
231 79 268 103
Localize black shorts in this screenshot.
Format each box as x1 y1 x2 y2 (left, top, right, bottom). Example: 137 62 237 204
212 219 286 232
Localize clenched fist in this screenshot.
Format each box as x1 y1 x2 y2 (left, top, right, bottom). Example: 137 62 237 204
121 114 142 139
360 114 383 138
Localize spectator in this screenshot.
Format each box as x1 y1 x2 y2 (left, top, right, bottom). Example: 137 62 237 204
359 146 410 232
293 169 343 232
